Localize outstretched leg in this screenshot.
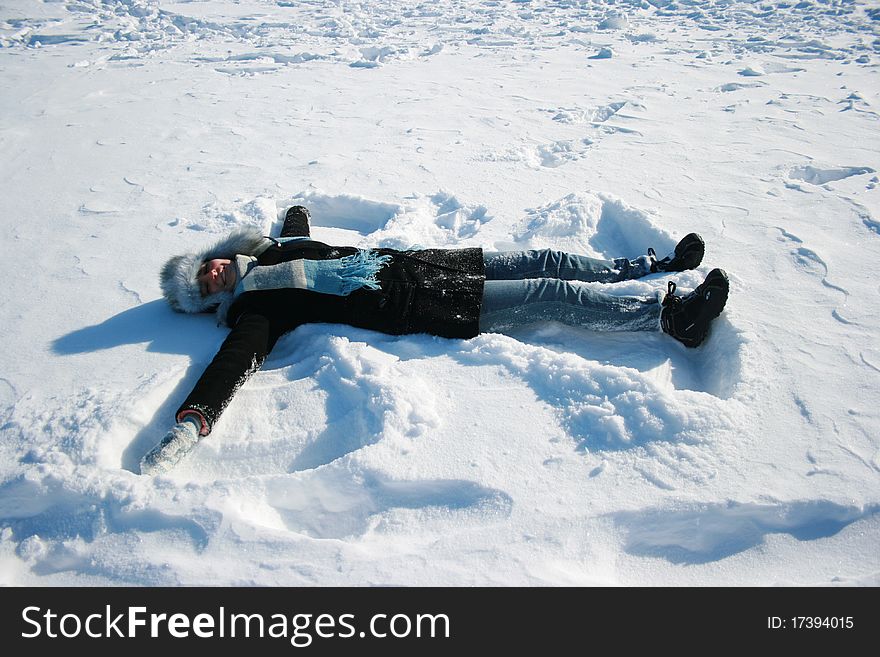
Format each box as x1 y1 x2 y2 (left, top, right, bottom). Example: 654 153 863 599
480 266 729 347
483 234 704 283
483 249 652 284
479 278 663 335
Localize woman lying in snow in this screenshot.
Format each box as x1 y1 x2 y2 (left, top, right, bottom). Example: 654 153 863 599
143 206 729 474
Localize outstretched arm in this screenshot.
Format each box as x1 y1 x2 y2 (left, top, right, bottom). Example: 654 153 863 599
141 311 286 474
176 312 283 434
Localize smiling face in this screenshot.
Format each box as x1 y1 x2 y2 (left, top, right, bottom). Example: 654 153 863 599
197 258 236 296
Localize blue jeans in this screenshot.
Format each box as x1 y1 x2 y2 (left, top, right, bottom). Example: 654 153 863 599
480 250 662 334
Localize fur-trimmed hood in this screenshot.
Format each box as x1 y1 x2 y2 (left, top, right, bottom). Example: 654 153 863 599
160 225 272 321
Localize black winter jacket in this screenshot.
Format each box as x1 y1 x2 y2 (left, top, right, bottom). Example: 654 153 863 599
176 229 485 434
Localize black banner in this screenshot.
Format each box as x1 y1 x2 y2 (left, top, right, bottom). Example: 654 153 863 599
1 586 873 653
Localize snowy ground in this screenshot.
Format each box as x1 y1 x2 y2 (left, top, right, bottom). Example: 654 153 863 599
1 0 878 586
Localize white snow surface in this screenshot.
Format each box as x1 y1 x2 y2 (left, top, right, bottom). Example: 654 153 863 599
1 0 879 587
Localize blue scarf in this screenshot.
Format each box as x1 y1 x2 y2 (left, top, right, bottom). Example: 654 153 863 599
233 241 391 298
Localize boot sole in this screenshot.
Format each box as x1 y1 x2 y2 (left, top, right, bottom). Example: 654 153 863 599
672 233 705 271
659 233 705 272
698 268 729 320
689 268 729 346
663 268 729 348
286 206 311 221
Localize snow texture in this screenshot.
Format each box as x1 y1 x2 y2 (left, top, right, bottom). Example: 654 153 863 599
1 0 879 587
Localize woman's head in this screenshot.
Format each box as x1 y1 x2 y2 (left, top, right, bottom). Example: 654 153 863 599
197 258 236 296
160 225 268 315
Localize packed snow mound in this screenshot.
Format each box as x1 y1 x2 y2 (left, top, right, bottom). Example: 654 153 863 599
512 192 673 258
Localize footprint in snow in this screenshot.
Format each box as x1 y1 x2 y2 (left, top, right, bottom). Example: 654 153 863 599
543 101 637 125
788 164 876 186
611 500 880 565
260 466 513 539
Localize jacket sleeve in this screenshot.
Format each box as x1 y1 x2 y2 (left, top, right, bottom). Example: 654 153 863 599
175 311 284 435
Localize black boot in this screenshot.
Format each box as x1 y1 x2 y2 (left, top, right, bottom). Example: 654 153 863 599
660 268 729 348
650 233 705 273
280 205 311 238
